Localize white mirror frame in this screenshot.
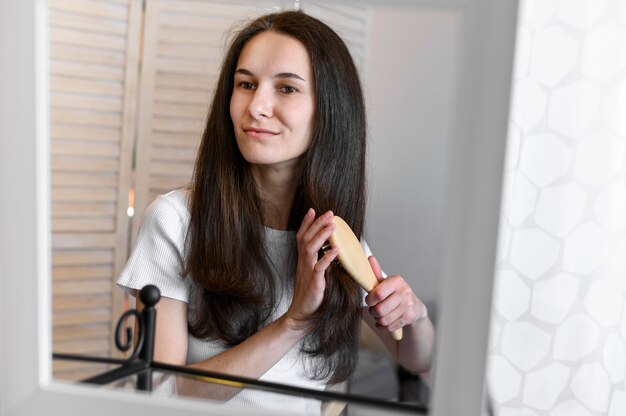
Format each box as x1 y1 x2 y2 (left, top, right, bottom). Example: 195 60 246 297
0 0 518 415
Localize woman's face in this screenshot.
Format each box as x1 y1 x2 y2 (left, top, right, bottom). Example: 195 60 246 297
230 31 316 172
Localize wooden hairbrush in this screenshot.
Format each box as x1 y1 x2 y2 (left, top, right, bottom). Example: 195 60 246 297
325 216 403 341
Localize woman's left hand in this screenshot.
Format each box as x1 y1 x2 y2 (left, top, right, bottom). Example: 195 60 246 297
364 255 428 336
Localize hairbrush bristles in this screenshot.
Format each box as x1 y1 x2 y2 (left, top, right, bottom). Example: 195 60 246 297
319 241 343 269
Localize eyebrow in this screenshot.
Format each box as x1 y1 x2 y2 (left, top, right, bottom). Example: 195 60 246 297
235 68 306 82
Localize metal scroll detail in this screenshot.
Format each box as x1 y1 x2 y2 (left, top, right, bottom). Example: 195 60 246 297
114 308 144 362
52 285 161 390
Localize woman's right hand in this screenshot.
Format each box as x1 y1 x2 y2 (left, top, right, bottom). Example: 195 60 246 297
286 208 339 328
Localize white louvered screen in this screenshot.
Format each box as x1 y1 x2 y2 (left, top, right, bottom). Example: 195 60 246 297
49 0 142 380
131 0 283 242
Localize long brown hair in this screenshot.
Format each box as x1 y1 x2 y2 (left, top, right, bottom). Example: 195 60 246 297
184 10 367 384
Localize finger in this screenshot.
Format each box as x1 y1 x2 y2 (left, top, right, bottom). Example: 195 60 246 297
378 310 411 333
368 255 385 283
307 220 336 255
372 300 404 327
314 246 339 274
296 208 316 239
375 292 425 331
301 210 334 243
364 276 396 307
375 318 406 334
299 212 335 261
366 274 412 307
367 289 402 318
302 247 338 302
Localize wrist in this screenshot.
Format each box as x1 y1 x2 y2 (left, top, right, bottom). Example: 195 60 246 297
409 305 430 328
417 304 429 322
278 314 310 340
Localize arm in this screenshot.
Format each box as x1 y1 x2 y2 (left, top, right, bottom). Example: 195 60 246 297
361 256 435 373
135 208 338 400
135 292 309 400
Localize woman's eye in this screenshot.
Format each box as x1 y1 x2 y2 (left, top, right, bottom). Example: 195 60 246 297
238 81 256 90
279 85 298 94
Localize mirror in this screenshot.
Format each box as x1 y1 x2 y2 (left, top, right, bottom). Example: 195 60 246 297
0 0 518 415
48 0 460 408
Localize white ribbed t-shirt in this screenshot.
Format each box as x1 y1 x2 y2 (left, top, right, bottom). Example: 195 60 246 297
117 189 328 414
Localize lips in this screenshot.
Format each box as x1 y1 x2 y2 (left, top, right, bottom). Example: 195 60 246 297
243 127 278 138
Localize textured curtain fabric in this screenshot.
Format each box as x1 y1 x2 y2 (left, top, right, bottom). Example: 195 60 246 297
487 0 626 415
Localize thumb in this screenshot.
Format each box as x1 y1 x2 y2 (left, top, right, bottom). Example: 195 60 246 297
368 255 385 283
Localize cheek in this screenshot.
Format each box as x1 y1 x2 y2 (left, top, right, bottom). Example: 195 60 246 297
293 103 315 134
229 99 237 122
304 110 316 144
230 94 243 122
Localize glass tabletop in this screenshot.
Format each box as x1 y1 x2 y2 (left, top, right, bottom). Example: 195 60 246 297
96 366 423 416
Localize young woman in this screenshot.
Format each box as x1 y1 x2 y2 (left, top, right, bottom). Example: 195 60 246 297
118 9 434 414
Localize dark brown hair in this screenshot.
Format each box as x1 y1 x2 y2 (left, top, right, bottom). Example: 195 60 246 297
184 10 367 384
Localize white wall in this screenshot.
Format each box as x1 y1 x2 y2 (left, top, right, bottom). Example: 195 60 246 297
363 7 460 315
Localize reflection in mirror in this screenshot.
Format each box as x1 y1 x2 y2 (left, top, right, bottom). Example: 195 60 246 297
99 368 420 415
49 0 460 412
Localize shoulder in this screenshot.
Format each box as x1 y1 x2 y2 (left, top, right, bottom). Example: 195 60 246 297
141 189 191 230
146 188 190 218
119 189 193 301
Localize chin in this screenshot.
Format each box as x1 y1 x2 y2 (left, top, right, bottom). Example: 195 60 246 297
244 155 304 171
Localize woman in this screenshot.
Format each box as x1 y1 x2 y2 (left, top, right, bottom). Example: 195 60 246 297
118 9 434 414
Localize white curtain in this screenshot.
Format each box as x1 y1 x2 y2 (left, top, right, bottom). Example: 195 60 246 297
487 0 626 414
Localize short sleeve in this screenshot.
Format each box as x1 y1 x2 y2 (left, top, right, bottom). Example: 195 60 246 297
117 192 191 302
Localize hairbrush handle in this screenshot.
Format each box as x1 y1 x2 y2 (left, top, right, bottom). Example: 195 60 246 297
328 216 403 341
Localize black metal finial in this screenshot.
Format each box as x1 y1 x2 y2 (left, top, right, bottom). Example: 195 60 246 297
139 284 161 307
112 284 161 365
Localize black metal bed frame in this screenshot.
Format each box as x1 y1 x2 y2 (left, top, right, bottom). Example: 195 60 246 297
53 285 428 414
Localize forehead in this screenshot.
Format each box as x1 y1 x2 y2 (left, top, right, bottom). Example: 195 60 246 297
236 31 312 77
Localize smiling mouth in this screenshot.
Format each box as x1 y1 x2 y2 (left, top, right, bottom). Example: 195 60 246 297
243 127 278 138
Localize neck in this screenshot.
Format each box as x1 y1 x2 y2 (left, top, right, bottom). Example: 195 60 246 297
250 164 299 230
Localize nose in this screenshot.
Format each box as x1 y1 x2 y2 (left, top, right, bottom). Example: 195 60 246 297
248 86 273 119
